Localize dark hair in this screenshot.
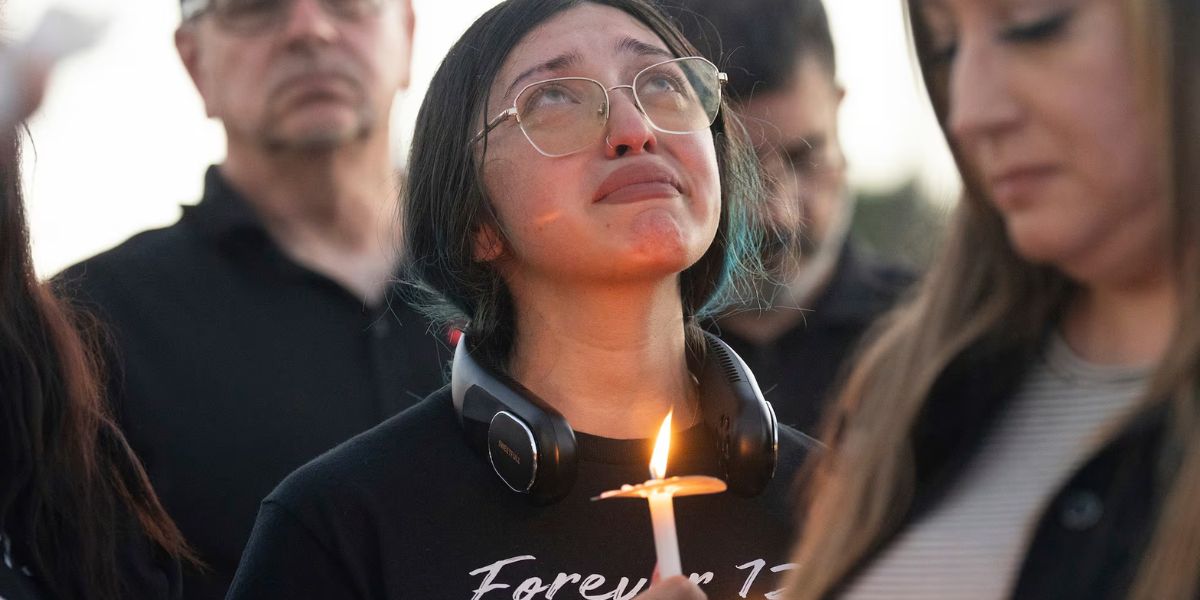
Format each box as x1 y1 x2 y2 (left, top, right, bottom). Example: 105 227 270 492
0 129 193 600
659 0 836 102
402 0 765 367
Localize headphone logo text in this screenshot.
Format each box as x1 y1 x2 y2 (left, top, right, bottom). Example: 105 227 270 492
496 440 521 465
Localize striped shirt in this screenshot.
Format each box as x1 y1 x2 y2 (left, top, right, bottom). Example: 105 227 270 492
842 333 1149 600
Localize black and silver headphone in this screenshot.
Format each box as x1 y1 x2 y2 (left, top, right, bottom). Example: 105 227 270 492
451 331 779 504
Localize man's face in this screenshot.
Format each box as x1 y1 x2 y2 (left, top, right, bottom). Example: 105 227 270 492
177 0 414 151
740 57 845 256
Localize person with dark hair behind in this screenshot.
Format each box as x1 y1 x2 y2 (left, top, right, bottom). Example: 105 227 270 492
663 0 916 434
228 1 818 598
0 37 191 600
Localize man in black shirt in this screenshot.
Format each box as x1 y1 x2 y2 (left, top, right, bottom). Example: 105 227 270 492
55 1 446 598
667 0 916 435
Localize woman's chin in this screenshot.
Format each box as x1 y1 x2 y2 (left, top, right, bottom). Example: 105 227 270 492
624 213 715 269
1005 224 1091 279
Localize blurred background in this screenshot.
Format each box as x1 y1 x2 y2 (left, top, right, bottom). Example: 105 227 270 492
5 0 961 277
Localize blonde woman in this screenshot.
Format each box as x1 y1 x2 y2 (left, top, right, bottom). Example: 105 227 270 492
783 0 1200 598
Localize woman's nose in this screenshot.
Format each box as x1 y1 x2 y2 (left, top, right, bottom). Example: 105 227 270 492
604 86 658 157
946 36 1022 149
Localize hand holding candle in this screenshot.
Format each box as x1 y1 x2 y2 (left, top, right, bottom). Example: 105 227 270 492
593 410 726 579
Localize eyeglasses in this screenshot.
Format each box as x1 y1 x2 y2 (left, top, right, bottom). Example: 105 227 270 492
472 56 728 158
181 0 386 34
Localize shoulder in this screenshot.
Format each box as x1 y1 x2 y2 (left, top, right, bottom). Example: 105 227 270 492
53 219 201 305
810 242 918 328
266 387 464 515
842 242 919 302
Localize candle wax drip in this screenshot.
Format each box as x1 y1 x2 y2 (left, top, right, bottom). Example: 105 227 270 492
591 475 727 501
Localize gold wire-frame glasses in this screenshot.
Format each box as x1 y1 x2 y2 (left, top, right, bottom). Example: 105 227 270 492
471 56 728 158
181 0 387 33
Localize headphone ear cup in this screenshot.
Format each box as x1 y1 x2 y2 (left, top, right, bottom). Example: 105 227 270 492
487 411 539 493
698 332 779 497
724 397 778 496
452 334 578 504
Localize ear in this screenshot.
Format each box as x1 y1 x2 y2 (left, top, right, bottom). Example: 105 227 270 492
175 24 215 117
472 224 505 262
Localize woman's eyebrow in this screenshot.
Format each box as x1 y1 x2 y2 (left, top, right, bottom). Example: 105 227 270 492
501 37 671 102
615 36 673 60
504 51 583 101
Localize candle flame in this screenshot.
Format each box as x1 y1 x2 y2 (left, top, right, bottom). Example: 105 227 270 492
649 409 673 480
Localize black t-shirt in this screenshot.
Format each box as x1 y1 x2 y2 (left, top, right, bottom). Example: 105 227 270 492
54 166 448 600
229 388 817 599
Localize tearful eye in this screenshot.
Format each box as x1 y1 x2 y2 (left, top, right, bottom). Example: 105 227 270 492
521 84 582 113
639 72 689 97
538 88 572 104
645 75 682 93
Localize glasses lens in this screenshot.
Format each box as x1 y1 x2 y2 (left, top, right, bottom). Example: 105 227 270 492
635 58 721 134
516 78 607 157
212 0 382 32
213 0 280 31
322 0 383 18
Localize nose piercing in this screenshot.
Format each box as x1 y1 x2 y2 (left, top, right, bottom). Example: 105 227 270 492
605 135 614 149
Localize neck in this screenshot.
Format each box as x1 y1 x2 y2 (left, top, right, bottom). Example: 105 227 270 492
1063 267 1178 366
506 277 699 439
219 134 400 304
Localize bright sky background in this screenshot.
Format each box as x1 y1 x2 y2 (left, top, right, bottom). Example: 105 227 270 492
7 0 958 277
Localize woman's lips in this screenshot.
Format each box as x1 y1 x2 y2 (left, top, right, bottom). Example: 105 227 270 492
597 182 682 204
594 163 683 204
988 165 1060 209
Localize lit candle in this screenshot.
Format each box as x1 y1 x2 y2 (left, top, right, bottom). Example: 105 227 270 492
648 411 682 577
593 410 727 580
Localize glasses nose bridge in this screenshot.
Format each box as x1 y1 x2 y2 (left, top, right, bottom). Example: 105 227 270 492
606 84 639 108
604 83 649 122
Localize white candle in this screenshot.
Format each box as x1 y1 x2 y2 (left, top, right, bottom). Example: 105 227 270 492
647 410 681 578
593 410 726 581
648 489 682 578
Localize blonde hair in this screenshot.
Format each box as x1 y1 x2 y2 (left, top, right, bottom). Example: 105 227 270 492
784 0 1200 597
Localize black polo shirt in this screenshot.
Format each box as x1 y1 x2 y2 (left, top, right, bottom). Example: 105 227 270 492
55 166 450 600
714 241 916 435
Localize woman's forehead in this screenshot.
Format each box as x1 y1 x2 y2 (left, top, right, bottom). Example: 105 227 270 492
491 4 672 101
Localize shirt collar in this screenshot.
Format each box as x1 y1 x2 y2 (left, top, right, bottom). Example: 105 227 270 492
181 165 269 243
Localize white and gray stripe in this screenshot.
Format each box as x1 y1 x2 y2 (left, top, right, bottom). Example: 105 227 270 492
841 333 1149 600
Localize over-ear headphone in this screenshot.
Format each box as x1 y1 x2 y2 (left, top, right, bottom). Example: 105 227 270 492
451 331 779 504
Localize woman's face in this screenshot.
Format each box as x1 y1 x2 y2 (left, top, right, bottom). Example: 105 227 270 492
476 3 721 292
922 0 1168 283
